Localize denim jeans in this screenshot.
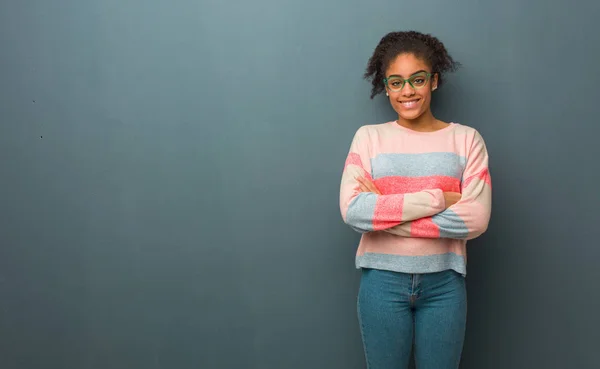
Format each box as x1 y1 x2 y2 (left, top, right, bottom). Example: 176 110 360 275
357 268 467 369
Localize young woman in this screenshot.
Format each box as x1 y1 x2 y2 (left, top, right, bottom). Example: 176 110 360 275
339 31 492 369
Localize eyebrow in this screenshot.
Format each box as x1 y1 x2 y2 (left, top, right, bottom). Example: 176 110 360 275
387 70 428 79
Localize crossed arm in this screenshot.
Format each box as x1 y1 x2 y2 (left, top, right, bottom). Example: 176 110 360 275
339 127 492 240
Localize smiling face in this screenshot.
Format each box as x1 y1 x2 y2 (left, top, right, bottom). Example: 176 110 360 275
385 53 438 122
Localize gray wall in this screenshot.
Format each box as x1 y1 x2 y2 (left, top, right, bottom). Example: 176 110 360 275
1 1 599 368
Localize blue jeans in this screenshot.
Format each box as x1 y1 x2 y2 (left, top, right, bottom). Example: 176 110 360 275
357 268 467 369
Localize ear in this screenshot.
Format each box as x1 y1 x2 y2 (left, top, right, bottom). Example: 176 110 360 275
432 73 439 91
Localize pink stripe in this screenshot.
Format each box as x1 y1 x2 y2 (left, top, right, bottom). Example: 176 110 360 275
463 168 491 189
345 153 373 181
372 195 404 231
410 218 440 237
374 175 460 194
356 231 464 256
373 122 475 155
344 153 363 169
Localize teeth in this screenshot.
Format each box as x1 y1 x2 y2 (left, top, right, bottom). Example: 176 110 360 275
401 100 419 108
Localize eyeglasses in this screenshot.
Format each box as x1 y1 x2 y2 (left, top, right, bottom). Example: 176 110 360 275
383 72 433 92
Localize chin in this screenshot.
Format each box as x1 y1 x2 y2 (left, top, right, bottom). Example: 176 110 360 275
397 110 425 121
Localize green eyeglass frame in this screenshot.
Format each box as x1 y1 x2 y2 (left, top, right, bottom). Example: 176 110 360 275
383 72 434 92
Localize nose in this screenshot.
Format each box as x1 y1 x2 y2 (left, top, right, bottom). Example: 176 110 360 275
401 82 415 97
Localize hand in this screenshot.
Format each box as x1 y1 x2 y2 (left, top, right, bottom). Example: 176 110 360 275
357 176 381 195
443 192 461 209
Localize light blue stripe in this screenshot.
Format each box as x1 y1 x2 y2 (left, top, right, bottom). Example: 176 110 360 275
432 209 469 239
370 152 466 179
356 252 466 276
345 193 377 232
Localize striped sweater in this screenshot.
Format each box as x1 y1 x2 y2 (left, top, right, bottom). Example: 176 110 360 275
339 121 492 276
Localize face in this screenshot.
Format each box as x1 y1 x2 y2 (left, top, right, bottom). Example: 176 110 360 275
384 53 438 121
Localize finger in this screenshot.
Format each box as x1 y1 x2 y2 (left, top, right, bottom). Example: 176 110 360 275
357 176 381 194
357 176 372 188
365 180 380 194
357 177 373 192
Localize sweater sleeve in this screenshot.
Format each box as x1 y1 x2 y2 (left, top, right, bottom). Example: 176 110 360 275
384 130 492 240
339 126 447 233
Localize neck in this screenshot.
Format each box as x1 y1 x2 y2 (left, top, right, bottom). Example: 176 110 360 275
397 110 444 132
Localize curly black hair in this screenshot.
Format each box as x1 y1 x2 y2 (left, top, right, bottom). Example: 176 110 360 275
364 31 460 99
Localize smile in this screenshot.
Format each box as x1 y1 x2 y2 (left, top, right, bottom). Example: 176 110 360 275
399 99 420 108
